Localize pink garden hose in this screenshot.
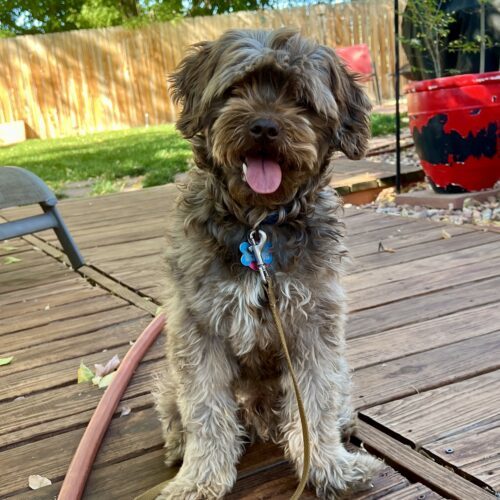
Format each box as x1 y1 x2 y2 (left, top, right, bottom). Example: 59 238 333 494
58 314 166 500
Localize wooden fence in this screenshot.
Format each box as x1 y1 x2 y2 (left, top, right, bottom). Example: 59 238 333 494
0 0 399 139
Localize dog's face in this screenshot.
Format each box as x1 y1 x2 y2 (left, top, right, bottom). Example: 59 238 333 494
171 29 371 209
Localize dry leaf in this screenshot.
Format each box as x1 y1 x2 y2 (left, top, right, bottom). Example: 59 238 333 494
94 354 120 377
378 242 396 253
98 371 116 389
120 406 131 417
0 356 13 366
441 230 451 239
4 256 21 265
77 361 94 383
28 475 52 489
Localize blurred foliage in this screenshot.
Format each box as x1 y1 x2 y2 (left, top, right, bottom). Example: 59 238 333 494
401 0 495 78
0 0 278 35
401 0 457 78
371 112 409 137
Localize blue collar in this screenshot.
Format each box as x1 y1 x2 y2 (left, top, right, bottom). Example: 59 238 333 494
261 205 293 225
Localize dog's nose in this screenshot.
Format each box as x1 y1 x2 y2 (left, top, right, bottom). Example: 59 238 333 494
250 118 280 141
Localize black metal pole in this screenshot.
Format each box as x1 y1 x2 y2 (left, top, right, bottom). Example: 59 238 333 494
394 0 401 193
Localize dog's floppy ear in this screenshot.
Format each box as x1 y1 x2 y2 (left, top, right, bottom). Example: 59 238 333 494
326 48 372 160
170 41 215 138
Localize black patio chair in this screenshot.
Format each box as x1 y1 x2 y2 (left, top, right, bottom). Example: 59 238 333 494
0 166 85 269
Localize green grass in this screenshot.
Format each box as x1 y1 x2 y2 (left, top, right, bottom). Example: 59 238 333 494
371 112 408 137
0 124 192 191
0 114 401 192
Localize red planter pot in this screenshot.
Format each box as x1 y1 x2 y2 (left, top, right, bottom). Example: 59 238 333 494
406 71 500 193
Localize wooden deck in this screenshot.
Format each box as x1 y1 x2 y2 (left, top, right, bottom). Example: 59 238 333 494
1 185 499 499
321 156 422 197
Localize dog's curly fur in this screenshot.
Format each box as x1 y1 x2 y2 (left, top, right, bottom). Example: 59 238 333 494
153 28 383 499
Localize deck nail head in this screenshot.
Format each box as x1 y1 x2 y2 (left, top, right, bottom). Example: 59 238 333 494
445 447 454 454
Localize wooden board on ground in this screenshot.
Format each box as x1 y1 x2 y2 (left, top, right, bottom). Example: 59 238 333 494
362 370 500 492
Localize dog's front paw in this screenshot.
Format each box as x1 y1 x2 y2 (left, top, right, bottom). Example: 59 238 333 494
310 449 383 499
156 475 231 500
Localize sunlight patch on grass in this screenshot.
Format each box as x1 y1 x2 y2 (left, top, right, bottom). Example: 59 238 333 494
0 124 191 189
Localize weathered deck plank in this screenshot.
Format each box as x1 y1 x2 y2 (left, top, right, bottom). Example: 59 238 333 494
426 426 500 491
355 420 494 500
347 255 500 311
354 330 500 409
348 299 500 366
363 371 500 492
345 239 500 292
347 276 500 338
363 371 500 445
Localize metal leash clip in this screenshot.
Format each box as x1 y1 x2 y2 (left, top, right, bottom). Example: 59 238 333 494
248 229 270 283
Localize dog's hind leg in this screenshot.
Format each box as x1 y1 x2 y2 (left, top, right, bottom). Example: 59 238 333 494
157 323 245 500
279 329 382 499
153 369 185 467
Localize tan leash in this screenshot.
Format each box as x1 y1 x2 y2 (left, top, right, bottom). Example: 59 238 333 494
265 274 311 500
135 232 310 500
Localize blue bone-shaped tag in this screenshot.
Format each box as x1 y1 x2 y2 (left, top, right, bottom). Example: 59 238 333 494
239 241 273 271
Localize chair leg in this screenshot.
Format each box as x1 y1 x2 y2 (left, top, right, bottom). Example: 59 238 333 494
43 204 85 270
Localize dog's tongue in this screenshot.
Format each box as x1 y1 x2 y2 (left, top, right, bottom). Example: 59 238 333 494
244 156 282 194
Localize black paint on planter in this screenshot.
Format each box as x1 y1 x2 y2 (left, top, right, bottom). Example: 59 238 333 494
427 177 468 194
413 113 498 165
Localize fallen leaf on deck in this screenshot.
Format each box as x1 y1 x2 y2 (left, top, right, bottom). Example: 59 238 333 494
441 230 452 239
378 242 396 253
120 406 131 417
98 371 116 389
1 245 16 251
94 354 120 377
4 256 21 264
92 375 102 386
0 356 13 366
77 361 95 383
28 475 52 489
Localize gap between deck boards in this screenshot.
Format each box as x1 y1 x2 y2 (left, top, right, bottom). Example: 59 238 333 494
18 231 160 316
354 420 496 499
